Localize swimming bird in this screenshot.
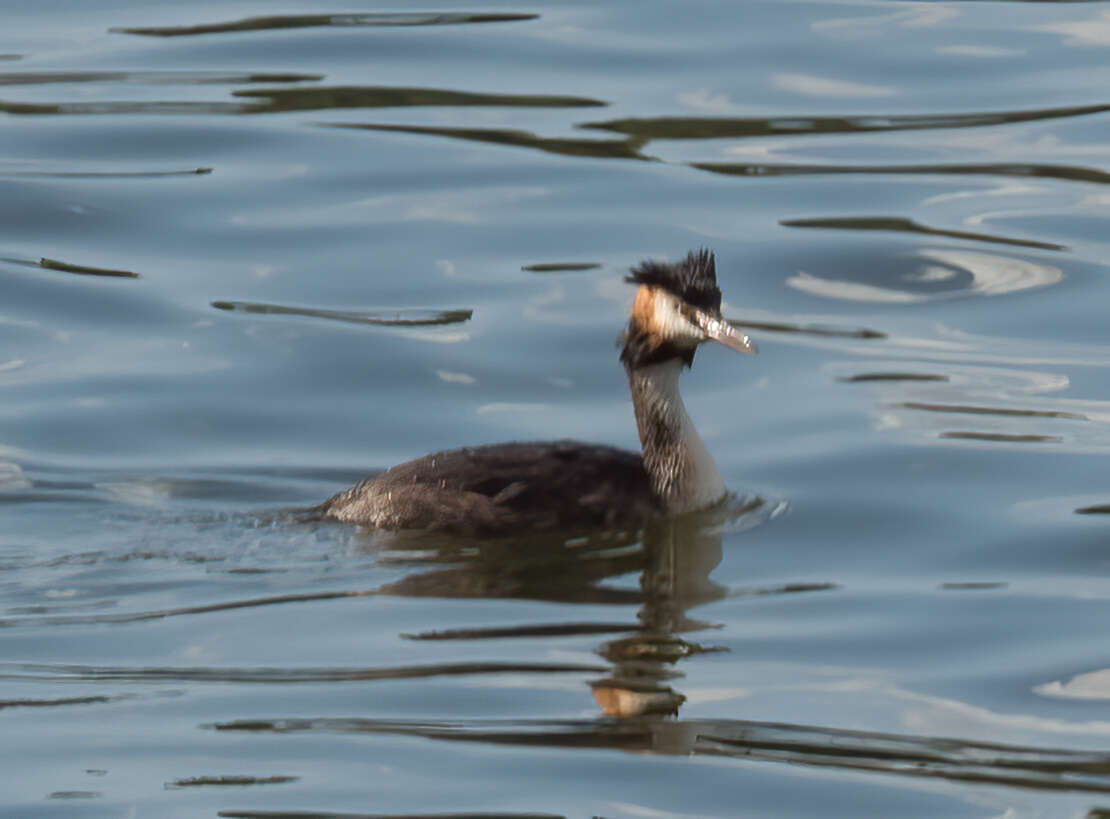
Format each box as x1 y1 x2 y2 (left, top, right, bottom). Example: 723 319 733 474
314 249 756 535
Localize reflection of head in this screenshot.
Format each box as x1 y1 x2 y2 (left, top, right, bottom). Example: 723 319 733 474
591 678 685 718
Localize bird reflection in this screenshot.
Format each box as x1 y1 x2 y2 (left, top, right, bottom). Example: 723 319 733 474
591 509 737 718
368 494 769 718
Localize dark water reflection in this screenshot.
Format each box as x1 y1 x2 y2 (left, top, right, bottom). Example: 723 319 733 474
584 103 1110 140
211 301 474 329
782 215 1067 251
326 122 650 162
217 807 563 812
696 159 1110 186
0 71 324 86
236 86 607 113
214 714 1110 796
112 11 541 38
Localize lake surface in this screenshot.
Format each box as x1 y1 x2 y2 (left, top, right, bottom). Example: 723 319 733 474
4 1 1110 817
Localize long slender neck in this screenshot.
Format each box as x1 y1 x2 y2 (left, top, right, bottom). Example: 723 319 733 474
627 358 726 513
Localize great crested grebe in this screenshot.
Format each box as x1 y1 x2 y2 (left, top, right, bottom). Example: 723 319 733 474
313 249 757 535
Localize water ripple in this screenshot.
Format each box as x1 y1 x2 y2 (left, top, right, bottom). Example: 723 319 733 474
694 160 1110 185
0 660 607 684
781 216 1065 252
239 86 606 112
211 301 473 328
786 248 1063 303
584 103 1110 140
111 12 540 37
324 122 646 161
210 715 1110 795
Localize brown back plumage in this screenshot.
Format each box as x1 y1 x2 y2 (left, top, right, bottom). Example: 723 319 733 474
319 441 658 536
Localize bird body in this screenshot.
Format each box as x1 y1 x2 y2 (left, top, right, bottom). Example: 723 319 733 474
321 440 655 535
314 249 756 536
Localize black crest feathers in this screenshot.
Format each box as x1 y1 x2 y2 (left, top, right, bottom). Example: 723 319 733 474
625 248 722 313
620 249 724 370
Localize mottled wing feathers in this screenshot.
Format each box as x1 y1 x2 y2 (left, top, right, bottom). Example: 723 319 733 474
320 441 657 535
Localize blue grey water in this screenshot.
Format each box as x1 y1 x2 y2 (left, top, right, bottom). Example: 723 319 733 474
3 1 1110 816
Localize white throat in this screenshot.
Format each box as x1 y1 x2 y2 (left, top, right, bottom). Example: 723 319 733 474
627 358 726 513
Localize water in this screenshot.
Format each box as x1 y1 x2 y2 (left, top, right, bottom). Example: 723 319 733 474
4 1 1110 816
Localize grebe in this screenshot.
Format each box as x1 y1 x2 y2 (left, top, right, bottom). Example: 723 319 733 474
314 249 756 535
